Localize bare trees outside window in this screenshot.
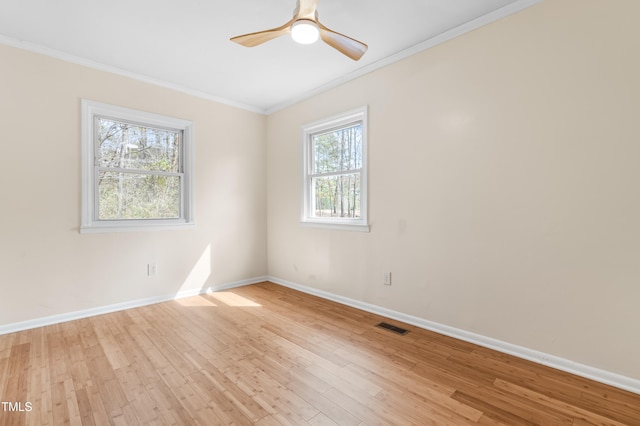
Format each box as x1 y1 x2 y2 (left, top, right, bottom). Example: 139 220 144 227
81 101 194 233
97 118 182 220
311 124 362 219
302 106 368 232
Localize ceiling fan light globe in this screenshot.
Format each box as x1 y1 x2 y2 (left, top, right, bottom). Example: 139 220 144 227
291 20 320 44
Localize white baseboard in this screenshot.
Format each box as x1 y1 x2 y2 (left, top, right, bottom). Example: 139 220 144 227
0 276 268 335
3 274 638 395
268 276 640 396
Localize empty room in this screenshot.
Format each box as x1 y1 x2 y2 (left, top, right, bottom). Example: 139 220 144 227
1 0 639 424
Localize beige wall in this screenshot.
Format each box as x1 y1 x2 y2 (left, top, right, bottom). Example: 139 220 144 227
267 0 640 380
0 44 267 325
2 0 639 385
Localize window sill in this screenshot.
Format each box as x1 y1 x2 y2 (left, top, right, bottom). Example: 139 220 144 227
300 220 370 232
80 222 196 234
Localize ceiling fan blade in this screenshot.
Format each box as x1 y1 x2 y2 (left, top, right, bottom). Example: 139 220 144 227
297 0 318 19
230 19 294 47
317 23 368 61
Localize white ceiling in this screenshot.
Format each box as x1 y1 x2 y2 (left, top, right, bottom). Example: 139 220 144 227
0 0 538 113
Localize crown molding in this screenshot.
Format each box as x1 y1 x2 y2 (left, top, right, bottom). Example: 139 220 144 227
0 34 266 114
2 0 542 116
265 0 543 114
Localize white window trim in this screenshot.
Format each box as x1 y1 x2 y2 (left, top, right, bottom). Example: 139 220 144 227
301 105 369 232
80 100 195 234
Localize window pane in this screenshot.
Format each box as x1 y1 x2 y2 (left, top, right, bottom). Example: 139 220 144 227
98 171 180 220
97 118 181 172
312 123 362 174
312 174 361 218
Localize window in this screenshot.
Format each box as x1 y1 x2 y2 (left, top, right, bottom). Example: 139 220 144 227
301 106 368 231
81 100 194 233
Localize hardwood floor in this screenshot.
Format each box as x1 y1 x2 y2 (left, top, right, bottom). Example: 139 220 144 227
1 282 638 425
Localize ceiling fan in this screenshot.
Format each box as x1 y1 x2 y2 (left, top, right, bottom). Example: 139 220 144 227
230 0 368 61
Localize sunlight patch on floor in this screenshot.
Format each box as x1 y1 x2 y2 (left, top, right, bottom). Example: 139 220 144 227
176 296 217 307
208 292 261 307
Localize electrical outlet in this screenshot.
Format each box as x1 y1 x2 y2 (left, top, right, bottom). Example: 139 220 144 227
147 263 157 276
384 272 392 286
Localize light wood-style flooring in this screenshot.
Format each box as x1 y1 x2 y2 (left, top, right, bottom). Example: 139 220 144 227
1 282 639 425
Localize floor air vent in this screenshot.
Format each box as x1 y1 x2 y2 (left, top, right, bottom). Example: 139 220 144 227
377 322 409 335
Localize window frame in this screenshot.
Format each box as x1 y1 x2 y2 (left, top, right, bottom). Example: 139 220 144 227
81 99 195 233
301 105 369 232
